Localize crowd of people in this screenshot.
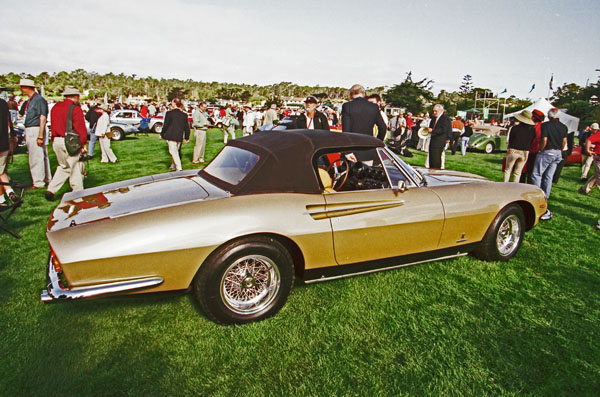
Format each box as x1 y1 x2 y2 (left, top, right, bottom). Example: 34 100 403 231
1 79 598 229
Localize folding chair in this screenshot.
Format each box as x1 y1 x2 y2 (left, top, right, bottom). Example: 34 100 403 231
0 181 25 239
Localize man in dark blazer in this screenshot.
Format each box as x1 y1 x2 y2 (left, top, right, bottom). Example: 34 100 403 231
341 84 387 140
427 104 452 169
295 96 330 130
161 98 190 171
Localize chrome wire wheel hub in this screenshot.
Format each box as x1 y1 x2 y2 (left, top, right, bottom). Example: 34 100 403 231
496 214 521 256
220 255 281 315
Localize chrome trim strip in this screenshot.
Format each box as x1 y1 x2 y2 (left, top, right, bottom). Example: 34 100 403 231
41 256 163 302
307 200 405 220
304 252 468 284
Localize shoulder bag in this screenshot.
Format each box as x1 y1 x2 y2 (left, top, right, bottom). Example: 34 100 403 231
64 104 82 156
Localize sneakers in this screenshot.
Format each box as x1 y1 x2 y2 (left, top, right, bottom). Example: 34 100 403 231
578 186 589 195
44 191 55 201
540 209 553 221
580 177 588 183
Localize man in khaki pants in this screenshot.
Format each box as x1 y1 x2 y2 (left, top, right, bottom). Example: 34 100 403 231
45 86 87 201
18 78 50 188
192 101 209 164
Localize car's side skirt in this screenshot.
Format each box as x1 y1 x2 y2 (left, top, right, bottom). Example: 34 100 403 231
303 243 479 284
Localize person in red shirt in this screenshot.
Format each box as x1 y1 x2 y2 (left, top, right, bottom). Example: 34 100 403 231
521 109 544 183
140 103 148 118
45 86 87 201
579 123 600 195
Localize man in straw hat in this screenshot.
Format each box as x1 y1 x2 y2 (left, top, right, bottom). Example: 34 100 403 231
94 103 117 163
503 110 536 182
18 78 50 189
45 86 87 201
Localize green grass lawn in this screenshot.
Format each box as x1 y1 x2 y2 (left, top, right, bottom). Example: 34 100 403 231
1 131 599 395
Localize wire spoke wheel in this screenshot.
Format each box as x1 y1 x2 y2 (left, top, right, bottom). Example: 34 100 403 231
496 214 521 257
220 255 281 315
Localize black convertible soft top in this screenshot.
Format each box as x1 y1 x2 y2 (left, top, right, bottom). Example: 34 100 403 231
199 129 383 195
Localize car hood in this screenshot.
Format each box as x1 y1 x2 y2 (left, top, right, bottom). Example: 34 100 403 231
416 167 490 186
47 170 229 232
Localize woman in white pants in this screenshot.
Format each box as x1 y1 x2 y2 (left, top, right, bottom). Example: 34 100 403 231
94 104 117 163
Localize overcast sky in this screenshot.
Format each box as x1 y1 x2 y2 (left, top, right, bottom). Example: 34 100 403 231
2 0 599 99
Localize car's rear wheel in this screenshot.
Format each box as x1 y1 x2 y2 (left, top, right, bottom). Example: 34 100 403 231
473 204 524 261
484 142 495 154
193 236 294 325
152 122 163 134
110 127 123 141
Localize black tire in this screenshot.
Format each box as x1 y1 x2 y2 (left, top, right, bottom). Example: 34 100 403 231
110 127 123 141
152 122 163 133
473 204 525 261
193 236 294 325
484 142 495 154
216 122 223 129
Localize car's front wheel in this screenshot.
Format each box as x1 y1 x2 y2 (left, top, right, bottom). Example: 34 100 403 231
484 142 495 154
193 236 294 325
473 204 524 261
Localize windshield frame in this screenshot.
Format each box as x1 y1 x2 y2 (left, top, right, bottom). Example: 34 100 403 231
380 147 424 187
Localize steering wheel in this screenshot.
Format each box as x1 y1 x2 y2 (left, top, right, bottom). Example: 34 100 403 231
325 157 349 191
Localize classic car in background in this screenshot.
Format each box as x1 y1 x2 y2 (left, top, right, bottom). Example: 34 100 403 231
468 126 509 153
107 121 139 141
41 130 547 325
110 109 165 135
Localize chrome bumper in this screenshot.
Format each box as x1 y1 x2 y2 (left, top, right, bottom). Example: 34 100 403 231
41 255 164 302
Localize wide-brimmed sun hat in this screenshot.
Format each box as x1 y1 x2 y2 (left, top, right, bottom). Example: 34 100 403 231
99 103 109 111
61 86 81 96
19 78 35 87
514 109 534 125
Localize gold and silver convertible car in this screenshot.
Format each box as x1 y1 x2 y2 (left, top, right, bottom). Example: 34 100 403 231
42 130 547 324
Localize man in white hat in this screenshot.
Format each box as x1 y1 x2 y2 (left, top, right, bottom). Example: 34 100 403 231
18 78 50 188
45 86 87 200
242 105 256 136
94 103 117 163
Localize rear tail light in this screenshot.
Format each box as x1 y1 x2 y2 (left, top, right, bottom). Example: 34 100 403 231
50 250 62 273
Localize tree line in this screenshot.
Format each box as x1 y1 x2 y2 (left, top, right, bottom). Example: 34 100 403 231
1 69 598 125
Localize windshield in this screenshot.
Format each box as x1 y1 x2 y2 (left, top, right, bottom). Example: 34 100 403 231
203 146 260 185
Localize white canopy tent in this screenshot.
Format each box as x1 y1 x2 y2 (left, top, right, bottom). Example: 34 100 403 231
503 98 579 133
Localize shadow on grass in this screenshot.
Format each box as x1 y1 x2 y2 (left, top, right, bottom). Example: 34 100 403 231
6 294 188 395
